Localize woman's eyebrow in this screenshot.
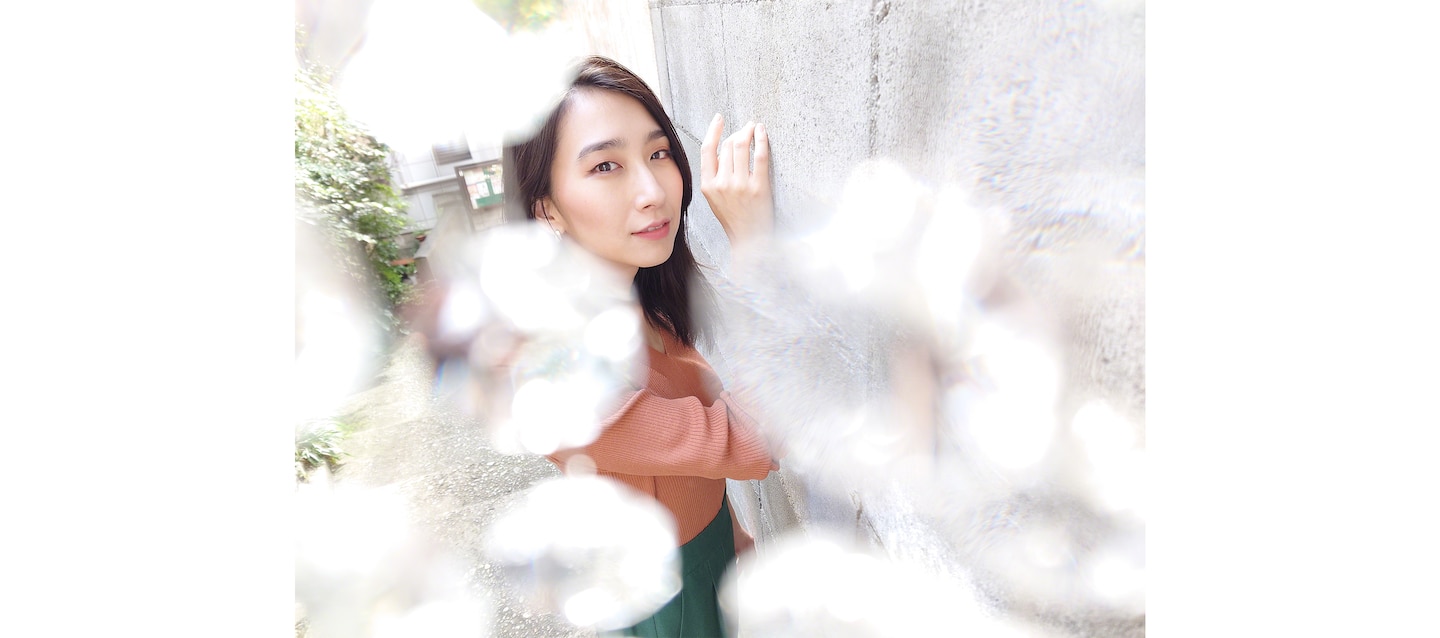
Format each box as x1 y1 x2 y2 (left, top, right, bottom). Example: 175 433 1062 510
575 129 668 161
576 138 621 161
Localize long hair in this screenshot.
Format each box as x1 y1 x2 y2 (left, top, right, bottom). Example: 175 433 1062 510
505 56 713 348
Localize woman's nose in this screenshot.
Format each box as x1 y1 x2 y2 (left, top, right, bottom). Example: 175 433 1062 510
633 166 665 210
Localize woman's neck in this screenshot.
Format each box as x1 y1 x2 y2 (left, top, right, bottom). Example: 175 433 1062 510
644 319 666 354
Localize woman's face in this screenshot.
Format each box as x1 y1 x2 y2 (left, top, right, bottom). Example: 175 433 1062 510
540 89 683 279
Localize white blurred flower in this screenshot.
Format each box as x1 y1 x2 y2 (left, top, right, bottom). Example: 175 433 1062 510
948 318 1062 472
800 159 924 293
477 225 586 334
721 533 1030 637
372 599 489 638
915 187 994 339
584 306 643 363
332 0 577 154
1072 400 1146 517
296 477 489 638
294 222 384 425
430 222 646 455
294 290 374 422
1089 544 1146 614
485 476 681 630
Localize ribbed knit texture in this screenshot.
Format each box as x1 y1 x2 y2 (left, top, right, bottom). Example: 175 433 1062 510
550 329 776 545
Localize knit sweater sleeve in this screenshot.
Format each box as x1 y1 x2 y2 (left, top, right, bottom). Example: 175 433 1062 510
552 389 776 480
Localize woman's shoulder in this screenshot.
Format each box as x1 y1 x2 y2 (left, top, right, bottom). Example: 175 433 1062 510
651 329 725 402
656 328 707 365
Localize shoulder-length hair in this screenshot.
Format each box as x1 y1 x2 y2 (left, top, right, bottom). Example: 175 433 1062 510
504 55 713 348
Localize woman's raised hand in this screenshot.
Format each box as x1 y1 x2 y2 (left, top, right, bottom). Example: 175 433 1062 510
699 114 774 249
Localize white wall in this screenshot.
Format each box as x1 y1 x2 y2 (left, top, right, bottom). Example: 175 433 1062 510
651 1 1146 635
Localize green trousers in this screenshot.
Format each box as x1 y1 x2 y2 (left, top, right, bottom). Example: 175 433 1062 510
622 498 735 638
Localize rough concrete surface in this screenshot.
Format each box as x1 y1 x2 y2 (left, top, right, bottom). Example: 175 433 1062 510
651 0 1146 635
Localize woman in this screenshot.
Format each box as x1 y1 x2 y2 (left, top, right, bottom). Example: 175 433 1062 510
505 55 778 637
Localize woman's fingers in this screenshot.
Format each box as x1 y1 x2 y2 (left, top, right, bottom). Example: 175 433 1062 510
702 116 768 183
699 114 775 246
715 120 734 181
753 123 770 186
730 122 756 178
700 113 723 179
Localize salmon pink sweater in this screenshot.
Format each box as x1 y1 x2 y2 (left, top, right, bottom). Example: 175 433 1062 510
549 329 776 546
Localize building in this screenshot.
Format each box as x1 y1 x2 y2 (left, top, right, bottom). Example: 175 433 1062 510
388 135 507 285
389 135 505 235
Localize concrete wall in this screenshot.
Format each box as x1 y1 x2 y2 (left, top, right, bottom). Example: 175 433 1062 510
648 0 1145 635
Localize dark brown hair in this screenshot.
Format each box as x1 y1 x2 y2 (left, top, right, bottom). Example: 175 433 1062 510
505 55 713 348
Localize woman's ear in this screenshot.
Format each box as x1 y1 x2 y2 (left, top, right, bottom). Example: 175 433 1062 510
535 198 566 234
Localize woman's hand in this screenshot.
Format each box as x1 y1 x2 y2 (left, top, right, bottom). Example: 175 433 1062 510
700 114 774 250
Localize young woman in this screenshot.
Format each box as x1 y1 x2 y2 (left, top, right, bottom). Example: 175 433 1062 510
505 56 778 636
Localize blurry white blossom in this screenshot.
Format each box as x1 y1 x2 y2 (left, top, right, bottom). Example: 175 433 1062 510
720 532 1037 637
294 221 386 425
295 470 490 638
798 159 924 295
430 222 647 456
485 476 681 630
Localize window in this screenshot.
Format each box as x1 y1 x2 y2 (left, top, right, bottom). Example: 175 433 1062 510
432 137 472 166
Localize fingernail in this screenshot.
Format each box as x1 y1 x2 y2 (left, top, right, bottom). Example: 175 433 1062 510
757 123 766 134
712 113 721 122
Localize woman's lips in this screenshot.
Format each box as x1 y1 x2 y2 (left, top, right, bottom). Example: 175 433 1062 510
632 219 670 240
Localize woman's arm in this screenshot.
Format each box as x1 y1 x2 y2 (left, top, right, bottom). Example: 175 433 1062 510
550 388 777 480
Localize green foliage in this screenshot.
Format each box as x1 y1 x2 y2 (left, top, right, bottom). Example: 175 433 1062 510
295 62 416 328
295 418 349 482
470 0 564 31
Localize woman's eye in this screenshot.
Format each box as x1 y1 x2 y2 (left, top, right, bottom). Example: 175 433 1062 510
652 149 672 160
593 161 618 173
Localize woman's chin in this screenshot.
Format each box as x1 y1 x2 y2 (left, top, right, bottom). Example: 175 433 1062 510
638 247 676 269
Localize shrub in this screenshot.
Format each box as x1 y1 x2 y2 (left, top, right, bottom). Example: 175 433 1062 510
294 62 416 330
295 418 348 482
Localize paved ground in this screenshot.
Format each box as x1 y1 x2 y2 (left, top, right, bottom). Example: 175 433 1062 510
329 334 595 638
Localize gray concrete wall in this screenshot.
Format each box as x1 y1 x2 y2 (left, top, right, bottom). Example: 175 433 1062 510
649 0 1145 635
